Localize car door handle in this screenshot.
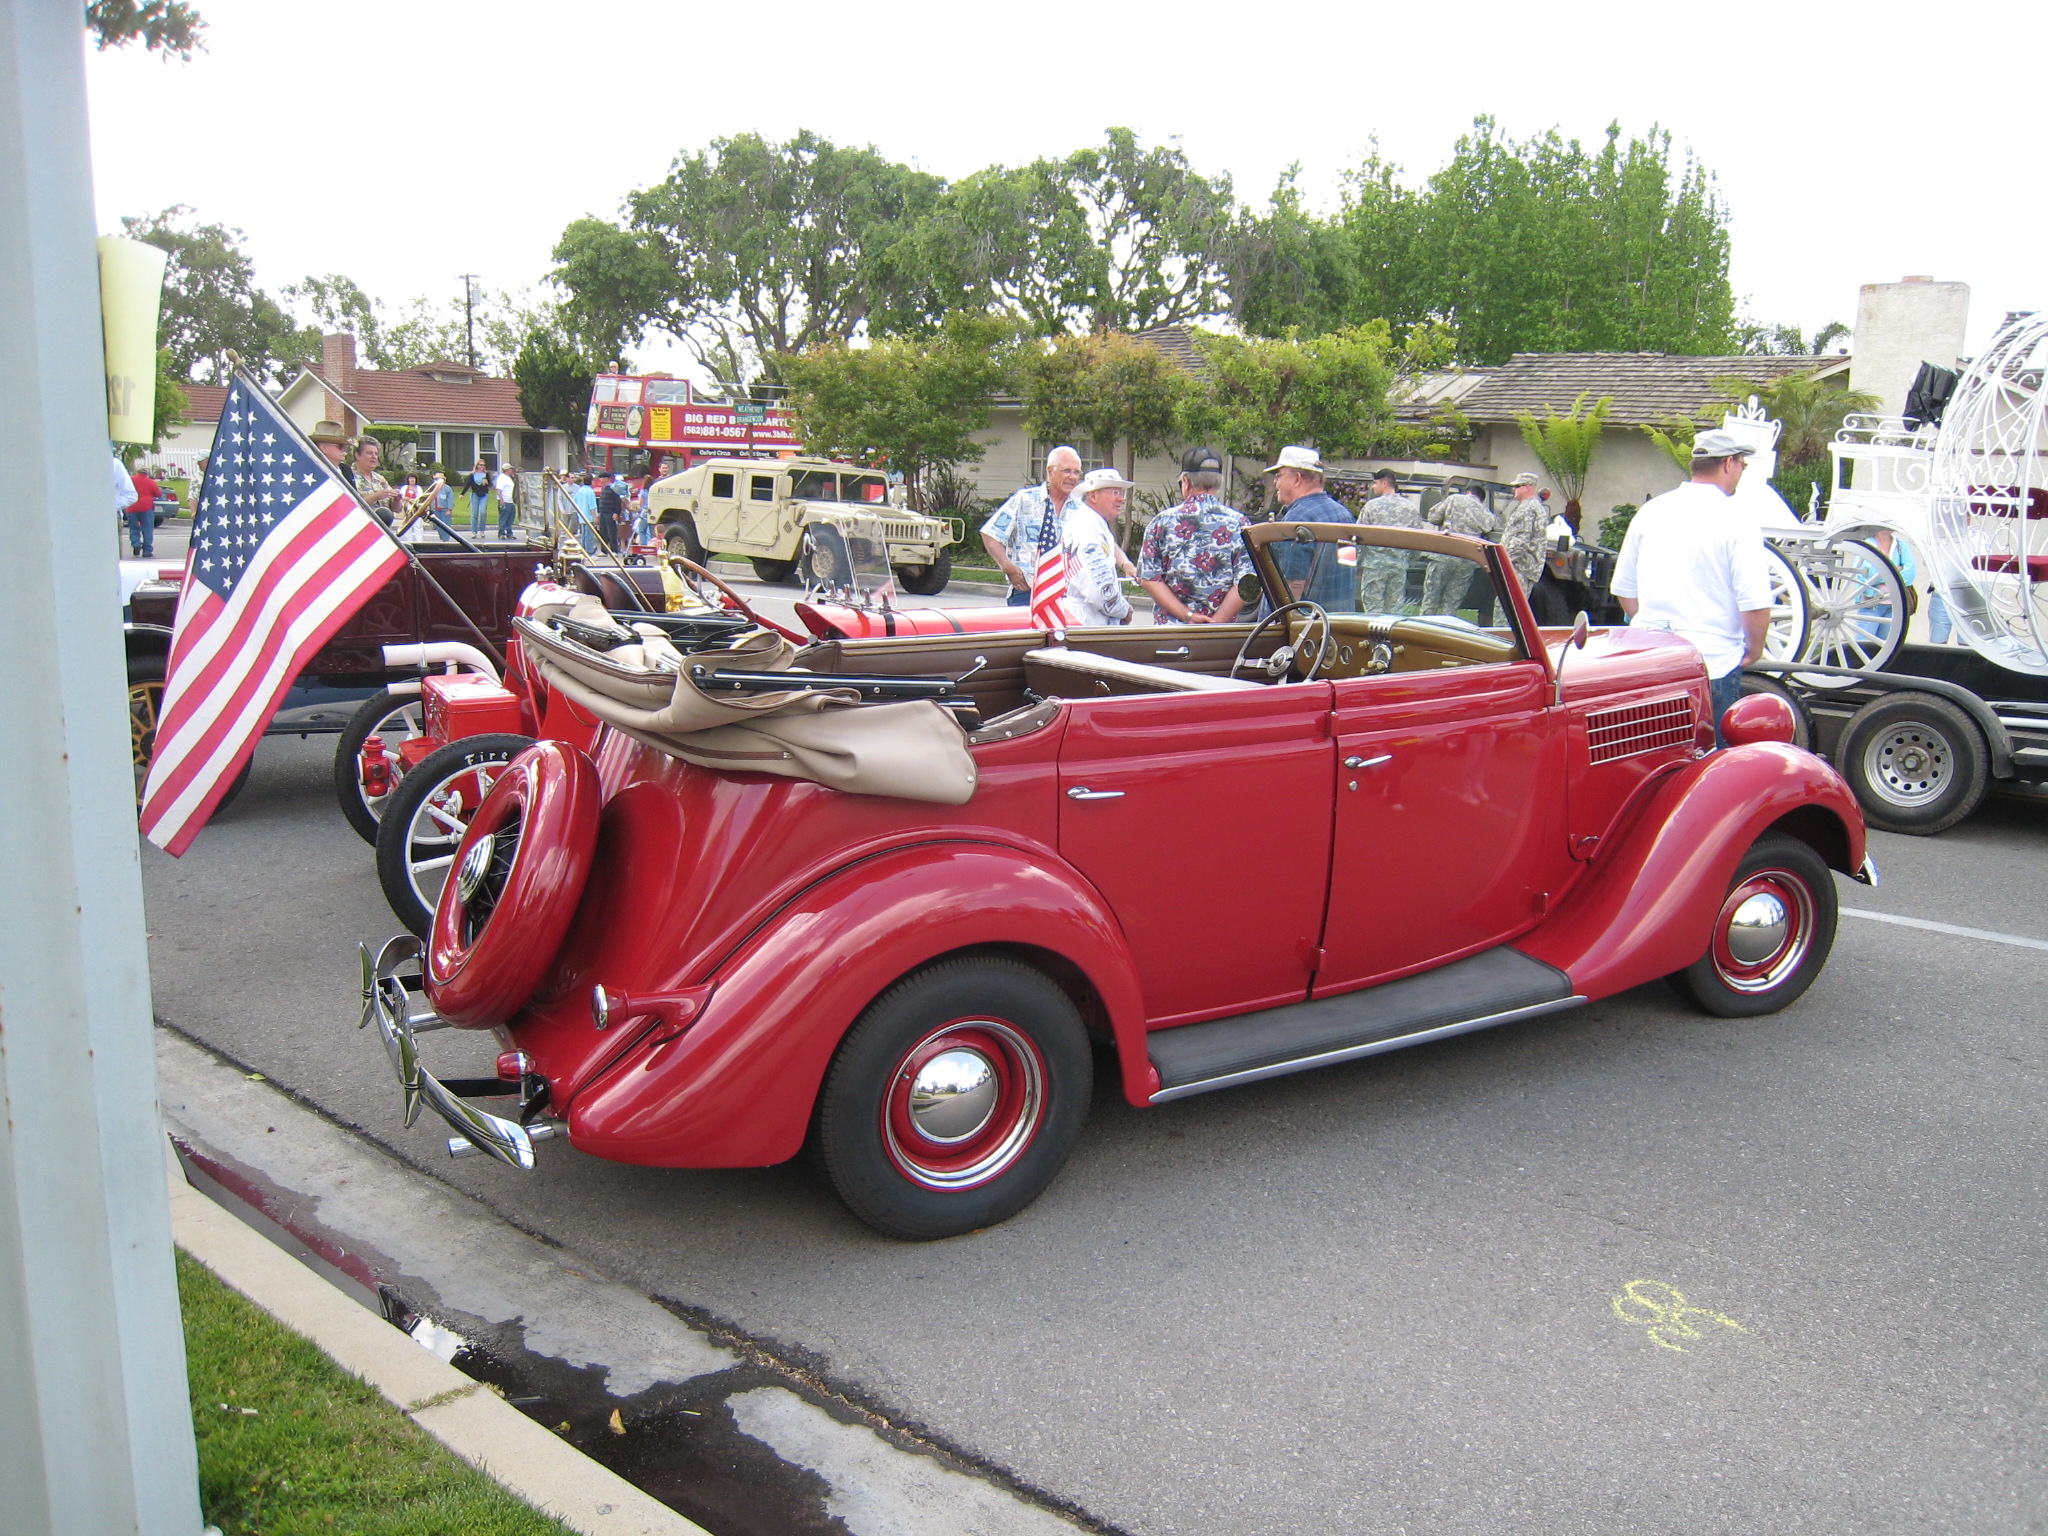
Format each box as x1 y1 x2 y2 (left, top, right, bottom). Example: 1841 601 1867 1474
1066 786 1125 800
1154 645 1192 658
1343 754 1392 769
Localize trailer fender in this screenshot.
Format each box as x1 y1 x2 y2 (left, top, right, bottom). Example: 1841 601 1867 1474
1518 743 1865 999
565 841 1148 1167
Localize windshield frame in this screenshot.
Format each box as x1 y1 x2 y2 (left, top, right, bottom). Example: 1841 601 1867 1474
1243 520 1540 663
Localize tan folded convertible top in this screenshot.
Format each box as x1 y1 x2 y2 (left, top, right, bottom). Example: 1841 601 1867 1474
516 598 977 805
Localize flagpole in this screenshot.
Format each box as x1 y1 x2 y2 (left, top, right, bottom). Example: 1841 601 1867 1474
232 363 507 671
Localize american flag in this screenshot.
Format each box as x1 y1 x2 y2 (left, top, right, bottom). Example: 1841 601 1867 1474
1028 504 1072 628
139 379 408 855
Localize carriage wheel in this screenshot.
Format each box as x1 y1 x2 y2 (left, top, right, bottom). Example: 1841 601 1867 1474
1786 538 1906 684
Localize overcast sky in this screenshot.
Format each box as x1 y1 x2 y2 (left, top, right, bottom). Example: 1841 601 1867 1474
84 0 2045 376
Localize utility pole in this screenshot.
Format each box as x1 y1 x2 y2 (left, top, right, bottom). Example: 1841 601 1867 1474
459 273 480 369
1 3 204 1532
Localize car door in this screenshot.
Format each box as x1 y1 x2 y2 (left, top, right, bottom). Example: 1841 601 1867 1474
1055 685 1335 1027
1316 660 1568 994
737 471 781 547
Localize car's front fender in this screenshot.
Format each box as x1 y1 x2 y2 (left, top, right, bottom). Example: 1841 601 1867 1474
1518 743 1866 1000
563 841 1148 1167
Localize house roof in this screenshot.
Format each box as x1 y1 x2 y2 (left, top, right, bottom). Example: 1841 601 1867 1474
285 362 539 430
1133 324 1206 374
180 384 229 424
1457 352 1846 428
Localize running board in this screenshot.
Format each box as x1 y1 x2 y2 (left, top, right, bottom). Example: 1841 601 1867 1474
1148 947 1582 1104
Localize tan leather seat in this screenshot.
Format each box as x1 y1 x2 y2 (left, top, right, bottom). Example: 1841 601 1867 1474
1022 647 1262 698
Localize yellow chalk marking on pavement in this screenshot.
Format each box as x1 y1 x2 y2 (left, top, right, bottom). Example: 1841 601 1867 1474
1610 1279 1749 1353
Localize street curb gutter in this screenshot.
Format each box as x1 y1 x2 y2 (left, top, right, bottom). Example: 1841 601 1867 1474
168 1153 709 1536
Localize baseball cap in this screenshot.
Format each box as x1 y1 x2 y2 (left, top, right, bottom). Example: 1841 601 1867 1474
1181 445 1224 475
1266 445 1325 474
1691 429 1757 458
1077 467 1136 496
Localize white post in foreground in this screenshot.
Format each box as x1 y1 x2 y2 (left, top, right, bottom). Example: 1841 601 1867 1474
0 4 204 1533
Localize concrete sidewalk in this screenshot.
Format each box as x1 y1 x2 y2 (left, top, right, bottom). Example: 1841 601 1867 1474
159 1028 1102 1536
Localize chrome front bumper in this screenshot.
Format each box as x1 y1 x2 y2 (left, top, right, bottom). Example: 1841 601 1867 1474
357 935 565 1170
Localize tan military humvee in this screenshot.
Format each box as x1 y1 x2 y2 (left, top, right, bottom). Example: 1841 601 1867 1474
648 457 959 594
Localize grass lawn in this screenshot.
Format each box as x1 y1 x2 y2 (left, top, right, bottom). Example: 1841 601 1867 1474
178 1250 576 1536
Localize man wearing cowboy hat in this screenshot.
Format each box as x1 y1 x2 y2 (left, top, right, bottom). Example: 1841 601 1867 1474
308 420 352 472
1062 467 1136 626
1611 428 1773 741
1265 445 1354 602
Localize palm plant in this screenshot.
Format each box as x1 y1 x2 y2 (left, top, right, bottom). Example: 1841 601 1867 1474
1714 374 1879 466
1642 417 1696 471
1514 392 1613 521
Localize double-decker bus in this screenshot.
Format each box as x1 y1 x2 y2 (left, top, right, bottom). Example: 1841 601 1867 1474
581 374 802 482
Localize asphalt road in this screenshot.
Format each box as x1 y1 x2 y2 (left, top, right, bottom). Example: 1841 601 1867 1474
141 624 2048 1535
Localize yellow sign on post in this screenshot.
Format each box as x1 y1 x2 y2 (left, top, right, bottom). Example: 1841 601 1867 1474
98 235 168 445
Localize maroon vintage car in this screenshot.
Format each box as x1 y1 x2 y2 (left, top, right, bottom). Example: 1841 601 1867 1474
362 519 1873 1239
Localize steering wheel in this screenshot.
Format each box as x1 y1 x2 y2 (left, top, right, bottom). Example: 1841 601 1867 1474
660 554 807 643
1230 601 1334 682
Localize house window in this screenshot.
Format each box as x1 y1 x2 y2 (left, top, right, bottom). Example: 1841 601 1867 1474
1028 438 1106 483
520 432 543 467
439 431 476 470
414 429 436 465
477 432 500 472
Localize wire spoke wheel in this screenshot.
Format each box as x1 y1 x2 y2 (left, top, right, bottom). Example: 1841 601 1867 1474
1787 539 1906 683
375 734 535 937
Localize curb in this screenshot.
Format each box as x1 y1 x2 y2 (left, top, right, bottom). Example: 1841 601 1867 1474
157 1030 1102 1536
168 1150 707 1536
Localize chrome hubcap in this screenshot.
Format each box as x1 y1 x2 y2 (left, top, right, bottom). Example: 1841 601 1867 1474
908 1049 998 1143
1866 726 1950 805
1724 892 1789 965
455 832 498 905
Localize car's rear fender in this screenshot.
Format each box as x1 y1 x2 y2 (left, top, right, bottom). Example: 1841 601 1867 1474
1517 743 1865 999
560 842 1148 1168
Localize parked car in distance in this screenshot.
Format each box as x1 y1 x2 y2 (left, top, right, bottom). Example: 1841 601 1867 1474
648 455 958 594
363 518 1872 1240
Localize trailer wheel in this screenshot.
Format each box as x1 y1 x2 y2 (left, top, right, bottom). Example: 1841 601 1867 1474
1737 675 1812 751
1838 691 1989 834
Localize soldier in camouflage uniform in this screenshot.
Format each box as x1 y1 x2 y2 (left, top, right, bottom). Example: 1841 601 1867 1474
1499 472 1550 596
1356 468 1424 613
1422 477 1499 613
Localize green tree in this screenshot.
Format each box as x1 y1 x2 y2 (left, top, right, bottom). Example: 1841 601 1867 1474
513 327 603 447
1182 324 1407 510
120 206 313 383
1714 373 1879 466
908 129 1234 336
149 347 187 451
87 0 204 57
1019 332 1189 483
1515 391 1612 522
780 313 1021 506
552 131 943 386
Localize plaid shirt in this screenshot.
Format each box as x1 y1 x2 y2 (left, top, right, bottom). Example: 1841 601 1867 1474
1138 495 1251 622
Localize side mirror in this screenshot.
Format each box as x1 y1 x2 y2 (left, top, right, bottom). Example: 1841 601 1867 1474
1554 612 1590 707
1237 572 1264 607
1571 612 1590 649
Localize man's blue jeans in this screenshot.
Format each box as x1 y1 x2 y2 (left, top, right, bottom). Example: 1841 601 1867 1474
1006 587 1030 607
1710 667 1744 748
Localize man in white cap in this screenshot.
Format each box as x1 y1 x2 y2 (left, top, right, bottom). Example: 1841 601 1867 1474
1611 429 1772 741
1499 472 1549 594
1265 445 1354 601
1063 468 1136 626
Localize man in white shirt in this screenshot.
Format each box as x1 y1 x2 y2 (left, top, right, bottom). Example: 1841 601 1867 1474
1062 468 1135 626
1611 428 1772 744
493 464 518 538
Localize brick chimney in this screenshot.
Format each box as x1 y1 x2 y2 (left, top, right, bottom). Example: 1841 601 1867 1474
319 332 358 392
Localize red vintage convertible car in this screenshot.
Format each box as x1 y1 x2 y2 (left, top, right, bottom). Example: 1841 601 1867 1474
361 520 1874 1239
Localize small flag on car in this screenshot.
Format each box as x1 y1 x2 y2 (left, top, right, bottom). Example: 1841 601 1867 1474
138 376 408 855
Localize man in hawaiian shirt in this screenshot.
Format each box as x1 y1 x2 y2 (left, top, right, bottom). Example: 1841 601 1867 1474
348 436 401 522
1422 476 1498 613
1499 472 1550 596
1139 446 1251 624
1353 467 1422 612
983 446 1084 608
